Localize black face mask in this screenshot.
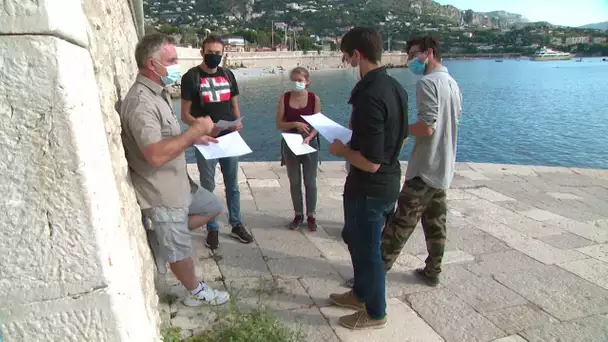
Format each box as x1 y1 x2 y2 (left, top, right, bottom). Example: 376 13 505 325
204 54 222 69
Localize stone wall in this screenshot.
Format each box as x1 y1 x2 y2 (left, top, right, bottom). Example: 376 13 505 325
0 0 159 341
176 47 408 74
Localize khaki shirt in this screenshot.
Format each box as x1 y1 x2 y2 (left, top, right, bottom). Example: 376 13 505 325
120 75 191 209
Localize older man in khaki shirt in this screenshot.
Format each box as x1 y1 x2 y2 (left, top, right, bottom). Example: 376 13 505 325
120 33 229 307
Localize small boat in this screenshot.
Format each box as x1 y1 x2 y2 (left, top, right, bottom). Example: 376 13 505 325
495 59 504 62
575 57 583 62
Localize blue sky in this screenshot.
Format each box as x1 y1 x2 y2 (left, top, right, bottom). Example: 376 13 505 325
435 0 608 27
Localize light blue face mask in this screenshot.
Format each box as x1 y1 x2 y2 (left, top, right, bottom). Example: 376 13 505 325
154 60 181 85
291 81 306 91
408 56 428 75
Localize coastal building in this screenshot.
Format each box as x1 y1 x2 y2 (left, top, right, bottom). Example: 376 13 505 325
565 36 590 45
223 36 246 52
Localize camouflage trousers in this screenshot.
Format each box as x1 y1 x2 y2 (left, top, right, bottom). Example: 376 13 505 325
381 177 448 277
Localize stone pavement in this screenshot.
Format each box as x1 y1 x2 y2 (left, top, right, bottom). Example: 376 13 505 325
158 162 608 342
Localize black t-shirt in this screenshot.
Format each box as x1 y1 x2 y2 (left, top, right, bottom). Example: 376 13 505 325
344 67 409 200
180 66 239 122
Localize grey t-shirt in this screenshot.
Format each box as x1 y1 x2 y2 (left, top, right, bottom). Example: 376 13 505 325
405 66 462 189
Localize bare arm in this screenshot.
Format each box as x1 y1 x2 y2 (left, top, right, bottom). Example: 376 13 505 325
180 99 196 125
308 95 321 138
231 96 241 118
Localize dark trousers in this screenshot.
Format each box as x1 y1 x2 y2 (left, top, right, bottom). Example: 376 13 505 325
342 195 396 319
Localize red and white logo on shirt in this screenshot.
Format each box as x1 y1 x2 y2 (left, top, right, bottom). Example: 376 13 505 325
199 76 231 103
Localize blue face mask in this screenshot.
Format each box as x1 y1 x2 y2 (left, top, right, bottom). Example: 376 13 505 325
154 60 181 85
291 81 306 91
408 57 427 75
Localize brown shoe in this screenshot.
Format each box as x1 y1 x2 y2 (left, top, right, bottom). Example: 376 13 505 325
329 290 365 310
339 310 387 330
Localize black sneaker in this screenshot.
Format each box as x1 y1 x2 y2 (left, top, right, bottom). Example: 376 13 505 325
230 224 253 244
205 231 219 250
415 268 440 287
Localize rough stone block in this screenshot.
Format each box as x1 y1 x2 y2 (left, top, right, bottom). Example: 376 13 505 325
0 292 120 341
408 289 506 341
521 314 608 342
241 162 279 179
321 298 444 342
494 266 608 321
559 258 608 290
484 304 559 335
0 0 88 47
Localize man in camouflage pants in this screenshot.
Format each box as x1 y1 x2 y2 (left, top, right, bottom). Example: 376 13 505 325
382 35 462 286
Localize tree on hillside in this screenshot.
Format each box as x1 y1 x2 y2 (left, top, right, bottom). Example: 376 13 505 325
257 31 271 47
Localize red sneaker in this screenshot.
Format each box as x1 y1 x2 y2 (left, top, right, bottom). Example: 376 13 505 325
307 216 317 232
289 215 303 230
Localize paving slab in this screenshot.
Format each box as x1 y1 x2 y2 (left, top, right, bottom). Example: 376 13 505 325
442 265 528 312
576 243 608 262
275 306 340 342
537 233 595 249
321 298 445 342
521 314 608 342
494 265 608 321
167 162 608 342
407 288 506 341
483 304 559 335
559 258 608 290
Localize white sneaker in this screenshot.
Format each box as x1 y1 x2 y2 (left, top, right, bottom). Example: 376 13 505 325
183 284 230 307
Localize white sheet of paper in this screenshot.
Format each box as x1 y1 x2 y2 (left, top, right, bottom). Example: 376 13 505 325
194 131 252 160
215 117 244 129
301 113 352 144
281 133 317 156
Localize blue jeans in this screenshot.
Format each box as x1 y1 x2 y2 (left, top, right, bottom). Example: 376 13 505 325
342 195 396 319
195 149 242 231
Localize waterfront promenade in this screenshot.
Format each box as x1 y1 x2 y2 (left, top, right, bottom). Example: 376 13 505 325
159 161 608 341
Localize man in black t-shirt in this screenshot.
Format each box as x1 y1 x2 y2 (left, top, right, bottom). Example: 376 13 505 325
181 35 253 249
327 27 408 330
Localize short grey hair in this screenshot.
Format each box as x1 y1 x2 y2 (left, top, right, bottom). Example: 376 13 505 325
135 33 177 69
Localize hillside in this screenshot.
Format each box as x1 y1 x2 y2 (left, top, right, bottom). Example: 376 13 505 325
580 21 608 30
144 0 528 35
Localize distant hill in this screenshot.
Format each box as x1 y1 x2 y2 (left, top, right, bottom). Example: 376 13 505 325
580 21 608 30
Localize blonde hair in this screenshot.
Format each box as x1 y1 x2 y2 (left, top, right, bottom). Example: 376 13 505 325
290 66 310 80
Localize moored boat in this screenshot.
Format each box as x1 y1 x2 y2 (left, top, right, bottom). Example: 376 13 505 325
531 46 572 61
